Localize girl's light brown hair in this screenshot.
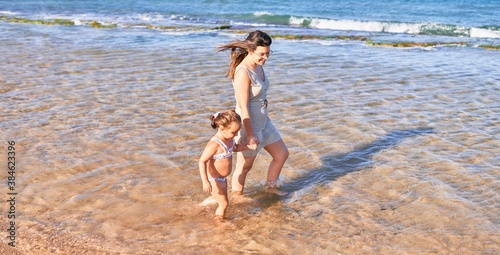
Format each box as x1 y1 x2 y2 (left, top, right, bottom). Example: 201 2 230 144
210 109 242 129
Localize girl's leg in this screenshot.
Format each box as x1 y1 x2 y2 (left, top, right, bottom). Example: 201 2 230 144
263 139 289 196
231 153 257 194
210 179 229 218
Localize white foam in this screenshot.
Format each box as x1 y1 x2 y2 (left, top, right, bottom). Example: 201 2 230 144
0 11 19 15
470 27 500 39
231 21 271 27
134 12 166 22
289 16 307 26
305 18 422 34
254 11 273 16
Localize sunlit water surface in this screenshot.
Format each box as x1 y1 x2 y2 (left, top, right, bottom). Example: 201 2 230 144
1 23 499 254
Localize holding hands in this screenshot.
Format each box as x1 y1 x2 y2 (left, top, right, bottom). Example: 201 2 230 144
247 136 260 150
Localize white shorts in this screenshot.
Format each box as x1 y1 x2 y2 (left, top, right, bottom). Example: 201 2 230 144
235 117 282 157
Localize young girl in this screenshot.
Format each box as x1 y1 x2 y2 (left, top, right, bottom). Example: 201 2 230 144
199 110 247 219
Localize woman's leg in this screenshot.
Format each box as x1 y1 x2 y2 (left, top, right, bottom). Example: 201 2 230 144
210 179 229 218
231 153 257 194
264 139 289 196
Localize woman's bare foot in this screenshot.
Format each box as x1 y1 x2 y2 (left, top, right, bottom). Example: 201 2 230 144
231 190 244 196
265 180 288 196
265 187 288 196
231 190 257 203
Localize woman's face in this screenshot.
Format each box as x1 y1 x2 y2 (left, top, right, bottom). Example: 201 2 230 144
252 46 272 65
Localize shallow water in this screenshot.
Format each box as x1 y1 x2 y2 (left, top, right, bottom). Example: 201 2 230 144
1 22 499 254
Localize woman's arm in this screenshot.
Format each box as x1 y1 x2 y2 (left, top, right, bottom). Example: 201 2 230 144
233 68 259 149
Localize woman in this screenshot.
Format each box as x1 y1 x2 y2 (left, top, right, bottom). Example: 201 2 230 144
217 30 288 196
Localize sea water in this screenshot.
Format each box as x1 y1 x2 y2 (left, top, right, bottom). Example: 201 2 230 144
0 0 499 254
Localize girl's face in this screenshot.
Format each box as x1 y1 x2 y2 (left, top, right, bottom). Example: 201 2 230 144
221 122 241 140
252 46 272 65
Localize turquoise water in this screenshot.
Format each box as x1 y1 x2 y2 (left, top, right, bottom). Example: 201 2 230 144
1 0 499 45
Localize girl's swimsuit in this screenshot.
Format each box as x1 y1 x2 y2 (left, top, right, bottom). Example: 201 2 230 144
211 137 235 160
209 177 226 182
209 137 235 182
233 65 281 156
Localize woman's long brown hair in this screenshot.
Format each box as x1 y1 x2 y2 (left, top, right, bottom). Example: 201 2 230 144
216 30 272 79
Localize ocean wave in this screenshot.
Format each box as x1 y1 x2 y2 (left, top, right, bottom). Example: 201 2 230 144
0 11 18 15
289 16 500 39
1 12 498 49
3 7 498 40
254 11 273 16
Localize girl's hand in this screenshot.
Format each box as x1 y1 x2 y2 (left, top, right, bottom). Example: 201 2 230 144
235 143 248 152
202 180 212 193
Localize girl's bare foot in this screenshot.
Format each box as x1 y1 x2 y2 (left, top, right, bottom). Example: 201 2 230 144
199 196 217 206
215 214 225 222
213 216 238 229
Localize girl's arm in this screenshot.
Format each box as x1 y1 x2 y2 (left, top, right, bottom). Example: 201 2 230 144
198 141 218 193
234 143 248 152
233 68 259 149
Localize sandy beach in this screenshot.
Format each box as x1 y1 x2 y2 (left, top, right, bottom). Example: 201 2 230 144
1 9 499 254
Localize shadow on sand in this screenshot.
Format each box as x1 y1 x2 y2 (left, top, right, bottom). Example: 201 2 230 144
255 127 434 207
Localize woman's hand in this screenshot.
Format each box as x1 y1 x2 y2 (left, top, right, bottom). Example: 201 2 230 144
247 135 260 150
